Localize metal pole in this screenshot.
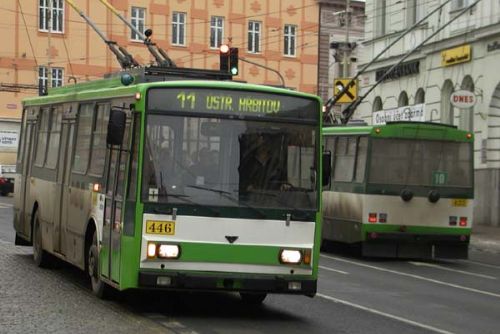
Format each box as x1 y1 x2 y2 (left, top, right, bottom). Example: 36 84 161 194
325 0 453 113
342 0 482 123
343 0 350 78
239 57 285 87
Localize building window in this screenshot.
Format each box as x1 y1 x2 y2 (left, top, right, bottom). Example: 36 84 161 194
398 91 409 107
451 0 471 10
408 0 425 25
248 21 261 53
38 67 64 88
415 88 425 104
172 12 186 46
39 0 64 33
376 0 387 36
131 7 145 41
210 16 224 48
373 96 383 112
284 24 297 56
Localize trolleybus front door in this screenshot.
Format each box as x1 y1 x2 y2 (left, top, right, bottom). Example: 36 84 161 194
102 118 129 283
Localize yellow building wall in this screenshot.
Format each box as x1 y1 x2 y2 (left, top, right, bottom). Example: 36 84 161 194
0 1 320 159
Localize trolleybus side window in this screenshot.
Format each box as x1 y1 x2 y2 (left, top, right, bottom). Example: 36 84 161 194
45 106 63 169
73 103 94 174
333 136 356 182
354 137 368 183
34 107 50 167
89 103 110 176
127 113 141 201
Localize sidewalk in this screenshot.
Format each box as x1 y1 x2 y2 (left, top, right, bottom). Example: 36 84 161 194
470 224 500 254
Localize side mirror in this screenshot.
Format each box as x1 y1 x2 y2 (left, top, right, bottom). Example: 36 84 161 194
107 109 126 146
322 151 332 187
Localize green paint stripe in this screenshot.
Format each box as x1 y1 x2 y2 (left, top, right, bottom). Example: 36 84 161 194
178 243 311 268
362 224 471 235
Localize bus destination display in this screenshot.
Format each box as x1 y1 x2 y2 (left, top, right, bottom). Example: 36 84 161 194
148 87 318 120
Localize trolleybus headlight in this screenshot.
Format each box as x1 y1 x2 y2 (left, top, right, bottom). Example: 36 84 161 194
279 249 302 264
147 242 157 258
158 244 180 259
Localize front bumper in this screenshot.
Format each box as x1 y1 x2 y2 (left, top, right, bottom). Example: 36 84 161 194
138 271 317 296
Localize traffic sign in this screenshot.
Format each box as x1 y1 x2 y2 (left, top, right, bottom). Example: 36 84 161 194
334 78 358 103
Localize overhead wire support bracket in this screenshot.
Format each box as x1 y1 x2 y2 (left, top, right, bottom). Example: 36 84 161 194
341 0 482 124
64 0 139 69
98 0 176 68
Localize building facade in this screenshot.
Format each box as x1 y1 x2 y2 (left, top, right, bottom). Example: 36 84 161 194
357 0 500 226
0 0 320 165
318 0 365 106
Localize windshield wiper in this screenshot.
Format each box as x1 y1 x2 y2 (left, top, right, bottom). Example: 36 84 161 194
151 192 221 216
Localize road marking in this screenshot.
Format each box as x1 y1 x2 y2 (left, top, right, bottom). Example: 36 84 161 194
460 260 500 270
317 293 454 334
0 203 13 209
408 261 497 280
319 265 348 275
321 254 500 299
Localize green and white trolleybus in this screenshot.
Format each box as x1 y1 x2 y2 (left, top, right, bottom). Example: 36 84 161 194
322 121 473 259
14 68 323 302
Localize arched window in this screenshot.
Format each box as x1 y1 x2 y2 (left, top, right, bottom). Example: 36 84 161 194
441 80 454 125
373 96 383 112
415 88 425 104
460 75 474 131
398 91 409 107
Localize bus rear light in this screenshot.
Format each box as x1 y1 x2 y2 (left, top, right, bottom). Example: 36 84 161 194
459 217 468 227
147 242 157 258
378 213 387 223
368 213 377 223
369 232 378 239
375 128 381 134
466 133 472 139
449 216 457 226
460 235 467 242
92 183 101 192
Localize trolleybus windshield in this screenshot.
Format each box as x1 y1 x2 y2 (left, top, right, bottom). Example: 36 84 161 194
143 88 319 210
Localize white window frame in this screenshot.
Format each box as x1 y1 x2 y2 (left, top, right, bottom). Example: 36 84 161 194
39 0 64 33
210 16 224 49
172 12 186 46
39 66 64 88
248 21 262 53
284 24 297 57
408 0 425 25
131 7 146 41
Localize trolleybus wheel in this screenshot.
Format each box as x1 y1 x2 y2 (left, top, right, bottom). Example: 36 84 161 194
88 230 109 299
33 210 52 268
239 292 267 304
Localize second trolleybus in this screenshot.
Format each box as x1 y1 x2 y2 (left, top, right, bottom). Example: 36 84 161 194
321 121 474 259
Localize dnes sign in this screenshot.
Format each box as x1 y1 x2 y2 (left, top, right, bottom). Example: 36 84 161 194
450 90 476 109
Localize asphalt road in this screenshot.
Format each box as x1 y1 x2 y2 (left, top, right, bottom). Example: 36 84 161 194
1 195 499 334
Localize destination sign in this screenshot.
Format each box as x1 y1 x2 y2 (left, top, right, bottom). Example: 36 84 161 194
147 88 319 121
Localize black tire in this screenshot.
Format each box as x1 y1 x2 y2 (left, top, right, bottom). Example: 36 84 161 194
32 210 52 268
239 292 267 305
87 229 110 299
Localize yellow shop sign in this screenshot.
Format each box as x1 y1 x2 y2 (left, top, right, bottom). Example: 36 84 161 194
441 45 471 67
